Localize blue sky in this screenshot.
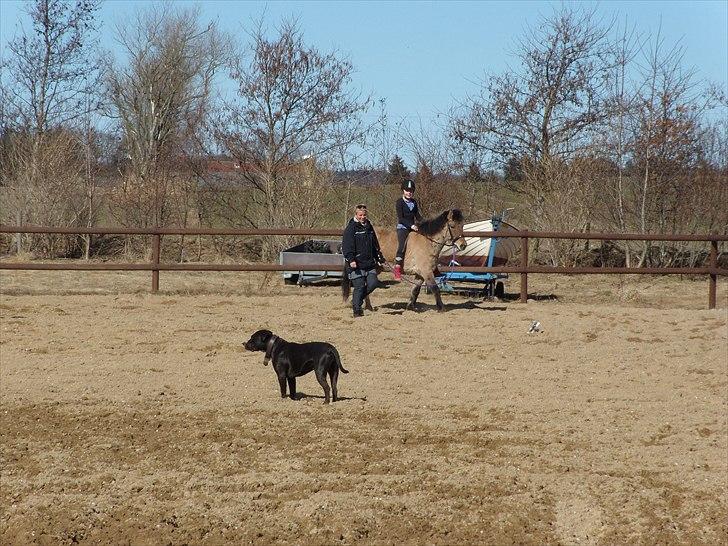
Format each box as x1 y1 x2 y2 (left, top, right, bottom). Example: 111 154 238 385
2 0 726 163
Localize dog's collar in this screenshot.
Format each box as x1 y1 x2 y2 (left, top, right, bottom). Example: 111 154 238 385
263 335 279 366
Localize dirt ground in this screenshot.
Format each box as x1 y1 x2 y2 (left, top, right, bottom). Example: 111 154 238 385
1 269 726 545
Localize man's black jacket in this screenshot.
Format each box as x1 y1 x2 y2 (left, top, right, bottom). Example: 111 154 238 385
342 218 384 271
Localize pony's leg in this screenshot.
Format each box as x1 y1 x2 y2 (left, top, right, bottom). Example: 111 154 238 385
364 296 374 311
406 278 424 311
430 282 444 311
423 274 444 311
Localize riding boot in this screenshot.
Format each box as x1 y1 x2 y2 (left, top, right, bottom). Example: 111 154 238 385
393 264 402 281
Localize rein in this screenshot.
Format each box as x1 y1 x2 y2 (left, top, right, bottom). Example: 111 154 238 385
381 260 422 286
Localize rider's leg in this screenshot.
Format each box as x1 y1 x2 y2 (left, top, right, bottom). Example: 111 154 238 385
395 228 408 280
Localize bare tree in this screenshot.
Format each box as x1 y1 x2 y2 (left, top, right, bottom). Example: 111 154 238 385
452 6 617 168
3 0 101 135
334 116 380 229
627 29 710 266
1 0 101 255
2 127 93 255
413 160 462 217
215 19 370 258
103 3 230 234
594 20 641 265
449 6 621 264
399 118 468 218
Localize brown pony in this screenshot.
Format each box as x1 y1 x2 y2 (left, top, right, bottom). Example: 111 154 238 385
342 209 467 312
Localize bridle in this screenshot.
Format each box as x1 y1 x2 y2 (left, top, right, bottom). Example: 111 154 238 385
446 222 465 248
421 221 464 249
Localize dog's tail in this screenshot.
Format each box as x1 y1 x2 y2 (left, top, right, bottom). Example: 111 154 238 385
332 347 349 374
341 272 351 302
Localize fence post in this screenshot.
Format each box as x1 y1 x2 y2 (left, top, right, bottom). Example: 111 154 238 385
520 236 528 303
15 210 22 254
709 240 717 310
152 234 160 293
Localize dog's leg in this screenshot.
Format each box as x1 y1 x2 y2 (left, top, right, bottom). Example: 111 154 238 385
287 377 297 400
315 368 331 404
277 374 287 399
329 367 339 402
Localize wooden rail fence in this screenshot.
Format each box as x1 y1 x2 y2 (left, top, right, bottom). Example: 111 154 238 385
1 225 726 309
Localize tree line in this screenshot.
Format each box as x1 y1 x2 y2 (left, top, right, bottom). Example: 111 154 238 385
1 1 725 266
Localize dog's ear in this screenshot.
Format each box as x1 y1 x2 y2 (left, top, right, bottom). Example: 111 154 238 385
256 329 273 341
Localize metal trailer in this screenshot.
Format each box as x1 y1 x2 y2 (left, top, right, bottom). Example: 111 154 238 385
434 212 511 298
279 239 344 285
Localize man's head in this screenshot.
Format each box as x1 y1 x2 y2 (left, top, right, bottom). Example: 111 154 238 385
354 204 368 223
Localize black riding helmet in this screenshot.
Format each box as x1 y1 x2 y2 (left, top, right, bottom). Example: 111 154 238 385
401 178 415 192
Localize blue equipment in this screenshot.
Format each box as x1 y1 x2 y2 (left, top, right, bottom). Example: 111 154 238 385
435 211 510 298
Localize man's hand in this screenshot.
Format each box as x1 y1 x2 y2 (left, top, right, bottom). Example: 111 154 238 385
411 225 419 232
349 261 357 269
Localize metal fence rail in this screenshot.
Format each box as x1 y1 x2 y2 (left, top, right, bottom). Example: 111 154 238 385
1 225 726 308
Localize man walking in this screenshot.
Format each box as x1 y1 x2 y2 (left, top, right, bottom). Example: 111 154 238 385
341 204 385 317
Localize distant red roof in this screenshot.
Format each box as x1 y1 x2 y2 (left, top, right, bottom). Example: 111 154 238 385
205 160 241 173
203 159 316 174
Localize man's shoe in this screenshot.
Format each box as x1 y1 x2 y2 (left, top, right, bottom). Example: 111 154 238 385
393 264 402 280
353 310 364 317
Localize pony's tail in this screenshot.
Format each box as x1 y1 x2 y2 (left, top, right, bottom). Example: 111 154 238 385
341 272 351 302
332 347 349 374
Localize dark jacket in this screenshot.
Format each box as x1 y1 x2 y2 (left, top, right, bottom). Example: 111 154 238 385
342 218 384 271
396 197 422 230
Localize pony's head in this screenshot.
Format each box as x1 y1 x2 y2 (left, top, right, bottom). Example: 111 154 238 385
447 209 467 251
418 209 467 250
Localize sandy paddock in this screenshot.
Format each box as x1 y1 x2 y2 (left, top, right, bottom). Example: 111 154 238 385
1 270 726 545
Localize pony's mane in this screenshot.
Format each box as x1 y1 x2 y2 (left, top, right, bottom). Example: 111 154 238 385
418 209 463 236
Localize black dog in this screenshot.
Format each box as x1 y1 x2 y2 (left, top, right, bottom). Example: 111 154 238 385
244 329 349 404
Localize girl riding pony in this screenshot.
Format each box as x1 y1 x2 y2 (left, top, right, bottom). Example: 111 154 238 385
394 178 422 280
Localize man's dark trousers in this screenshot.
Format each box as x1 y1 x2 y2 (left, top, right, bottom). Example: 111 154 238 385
351 269 379 313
